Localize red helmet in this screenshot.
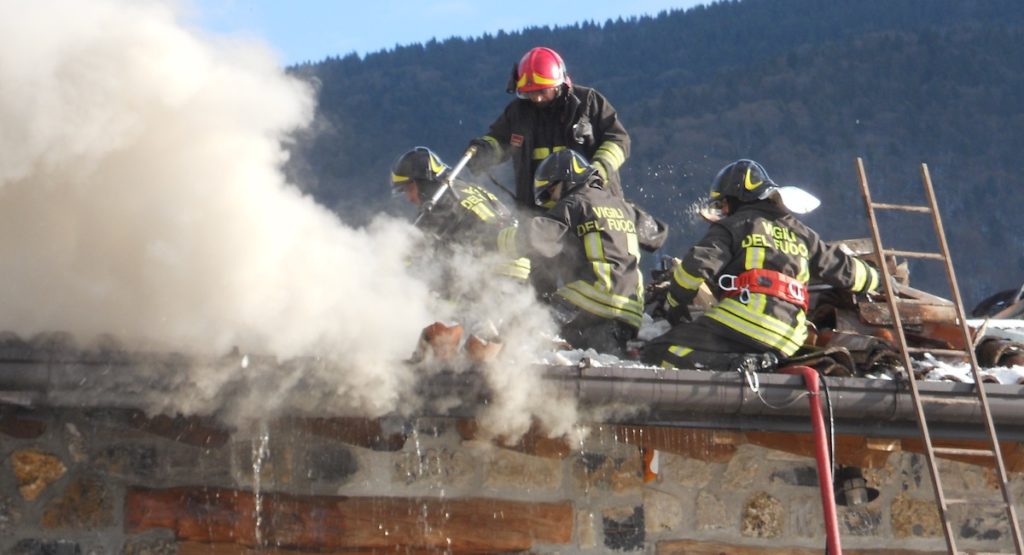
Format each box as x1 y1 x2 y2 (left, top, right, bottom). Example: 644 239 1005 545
515 47 571 98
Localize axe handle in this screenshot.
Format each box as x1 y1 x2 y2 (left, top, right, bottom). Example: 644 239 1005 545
414 146 477 225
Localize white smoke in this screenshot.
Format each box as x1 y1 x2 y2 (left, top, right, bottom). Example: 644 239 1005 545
0 0 583 439
430 247 575 441
0 0 433 415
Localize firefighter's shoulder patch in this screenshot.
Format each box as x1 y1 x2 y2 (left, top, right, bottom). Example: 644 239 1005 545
510 134 524 147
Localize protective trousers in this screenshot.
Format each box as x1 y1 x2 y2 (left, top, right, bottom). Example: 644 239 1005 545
642 318 782 371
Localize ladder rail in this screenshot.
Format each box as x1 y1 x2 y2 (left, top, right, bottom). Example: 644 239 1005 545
920 163 1024 554
855 158 959 551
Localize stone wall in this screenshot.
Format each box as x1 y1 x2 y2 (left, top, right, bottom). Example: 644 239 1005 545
2 405 1022 554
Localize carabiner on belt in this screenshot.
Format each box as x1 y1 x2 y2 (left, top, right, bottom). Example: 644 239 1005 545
787 280 805 304
738 287 751 304
719 274 751 304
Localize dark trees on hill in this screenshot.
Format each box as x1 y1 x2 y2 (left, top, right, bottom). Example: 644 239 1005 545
285 0 1024 304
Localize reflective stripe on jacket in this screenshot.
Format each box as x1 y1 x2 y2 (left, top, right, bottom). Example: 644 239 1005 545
474 85 630 211
516 178 644 328
418 181 528 281
666 201 879 356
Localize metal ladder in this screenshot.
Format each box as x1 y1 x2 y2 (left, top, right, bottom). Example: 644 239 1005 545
856 158 1023 554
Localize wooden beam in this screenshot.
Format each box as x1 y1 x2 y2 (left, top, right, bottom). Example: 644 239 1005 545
744 432 900 469
858 301 957 326
614 426 738 463
126 488 572 553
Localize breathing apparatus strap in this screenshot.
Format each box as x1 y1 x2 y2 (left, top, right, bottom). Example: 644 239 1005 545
719 269 809 311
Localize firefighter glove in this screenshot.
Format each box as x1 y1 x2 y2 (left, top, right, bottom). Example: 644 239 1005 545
593 159 608 181
466 138 495 174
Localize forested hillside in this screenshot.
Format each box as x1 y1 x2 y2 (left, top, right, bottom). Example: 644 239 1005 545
285 0 1024 304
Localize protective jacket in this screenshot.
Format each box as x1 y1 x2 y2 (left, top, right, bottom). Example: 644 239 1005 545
661 201 879 357
419 181 530 280
501 176 644 329
473 85 630 212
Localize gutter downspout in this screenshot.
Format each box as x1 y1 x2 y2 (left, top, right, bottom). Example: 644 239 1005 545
780 365 842 555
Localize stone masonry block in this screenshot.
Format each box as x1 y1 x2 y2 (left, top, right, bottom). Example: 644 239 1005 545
788 494 824 539
576 510 597 549
643 489 682 533
741 492 784 538
0 495 22 536
11 449 66 502
840 506 883 536
896 452 928 493
722 448 762 492
937 458 999 492
572 452 641 494
602 505 644 551
959 506 1010 542
696 490 728 530
304 443 358 483
92 444 158 480
229 435 294 489
8 539 82 555
42 477 114 529
770 466 819 487
891 492 942 538
483 448 562 492
120 533 178 555
658 452 713 488
392 446 474 488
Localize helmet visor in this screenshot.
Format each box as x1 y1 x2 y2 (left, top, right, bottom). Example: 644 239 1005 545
535 180 563 208
698 197 726 223
516 86 559 102
390 173 411 196
770 185 821 214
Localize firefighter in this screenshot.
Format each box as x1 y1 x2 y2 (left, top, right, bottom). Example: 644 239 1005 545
498 149 643 356
643 159 880 372
390 146 530 281
466 46 630 213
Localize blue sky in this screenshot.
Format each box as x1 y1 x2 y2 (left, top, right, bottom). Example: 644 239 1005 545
189 1 707 66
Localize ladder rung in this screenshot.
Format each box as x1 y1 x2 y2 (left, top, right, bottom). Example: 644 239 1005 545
932 446 996 457
905 347 968 357
871 202 932 213
945 498 1012 507
882 248 946 260
858 161 1024 554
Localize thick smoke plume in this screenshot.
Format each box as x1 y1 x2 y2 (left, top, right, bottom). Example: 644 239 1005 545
0 0 433 416
0 0 580 438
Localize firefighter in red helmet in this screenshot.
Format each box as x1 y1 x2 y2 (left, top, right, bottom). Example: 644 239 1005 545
466 47 631 214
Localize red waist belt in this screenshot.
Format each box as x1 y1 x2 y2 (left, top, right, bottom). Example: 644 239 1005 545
719 269 809 311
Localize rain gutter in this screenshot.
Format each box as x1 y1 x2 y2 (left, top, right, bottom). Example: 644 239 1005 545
2 359 1024 441
536 365 1024 441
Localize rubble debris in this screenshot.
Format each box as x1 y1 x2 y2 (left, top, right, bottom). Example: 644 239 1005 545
971 282 1024 319
409 321 463 363
976 337 1024 368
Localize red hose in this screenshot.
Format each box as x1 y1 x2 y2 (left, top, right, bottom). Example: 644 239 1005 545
780 365 842 555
